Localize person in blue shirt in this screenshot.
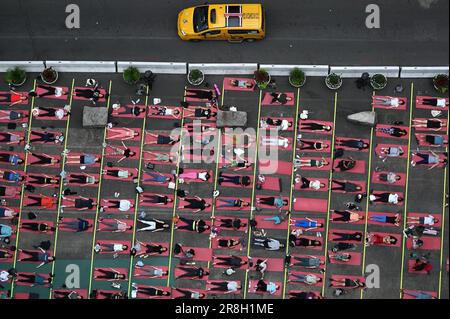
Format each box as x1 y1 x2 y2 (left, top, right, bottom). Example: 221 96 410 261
0 153 23 166
0 224 14 238
1 170 24 182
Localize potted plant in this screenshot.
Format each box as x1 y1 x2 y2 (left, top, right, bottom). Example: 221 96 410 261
254 69 271 89
433 74 449 94
289 68 306 88
370 73 387 90
325 73 342 90
4 67 27 87
41 67 58 84
123 66 141 85
187 69 204 86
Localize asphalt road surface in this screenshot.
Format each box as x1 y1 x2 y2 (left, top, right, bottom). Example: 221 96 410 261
0 0 448 65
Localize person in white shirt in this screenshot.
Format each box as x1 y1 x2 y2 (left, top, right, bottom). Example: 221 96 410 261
295 175 326 190
94 242 129 253
103 168 133 179
206 280 241 294
261 136 290 148
369 192 403 205
255 279 279 294
407 215 438 226
373 96 406 108
421 98 448 108
101 199 133 212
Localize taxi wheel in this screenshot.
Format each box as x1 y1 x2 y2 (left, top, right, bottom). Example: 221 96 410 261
245 38 256 42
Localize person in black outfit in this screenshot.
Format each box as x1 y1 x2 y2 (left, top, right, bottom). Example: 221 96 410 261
334 158 356 172
175 267 209 279
30 131 63 144
21 222 56 233
74 86 107 103
217 218 247 231
213 256 248 268
173 288 206 299
184 89 215 101
178 197 210 212
332 232 363 242
331 180 362 193
27 175 59 186
175 217 210 233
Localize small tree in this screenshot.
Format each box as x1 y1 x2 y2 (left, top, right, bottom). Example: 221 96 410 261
123 66 140 85
325 73 342 90
4 67 27 86
370 74 387 90
433 74 449 94
254 69 270 89
289 68 306 87
187 69 204 86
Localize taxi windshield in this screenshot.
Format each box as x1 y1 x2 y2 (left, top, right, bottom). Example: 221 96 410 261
193 6 208 33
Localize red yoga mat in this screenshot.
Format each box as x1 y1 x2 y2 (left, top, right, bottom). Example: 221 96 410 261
106 127 141 142
178 198 213 212
15 272 52 287
414 133 448 147
331 179 366 193
32 107 68 121
407 212 441 228
97 219 134 233
101 198 135 212
413 118 447 132
95 240 131 255
184 89 214 102
223 77 256 91
139 193 174 208
214 198 251 212
35 86 69 100
0 131 25 145
93 268 128 281
259 159 293 175
297 138 331 153
73 87 107 102
371 171 406 187
19 219 55 233
295 157 331 171
251 257 285 272
103 168 138 182
407 259 430 274
247 280 282 296
372 95 407 110
330 275 365 289
254 215 288 230
206 280 241 295
290 254 325 268
299 120 333 135
293 197 328 213
262 92 295 106
333 159 366 174
416 96 449 111
136 285 171 299
147 106 182 119
327 251 361 266
406 236 441 250
260 117 295 131
0 110 29 123
411 152 447 168
402 290 437 299
288 271 323 287
104 146 140 160
256 196 289 210
367 232 401 247
376 124 409 140
295 177 329 192
52 289 88 299
29 153 61 168
58 218 94 233
218 173 252 189
330 211 365 225
335 137 370 152
112 104 146 118
134 265 169 279
65 153 101 167
0 91 29 105
329 229 363 243
375 144 407 159
174 246 212 262
67 173 99 187
174 266 210 280
211 236 243 250
136 242 170 257
260 176 282 191
61 196 97 211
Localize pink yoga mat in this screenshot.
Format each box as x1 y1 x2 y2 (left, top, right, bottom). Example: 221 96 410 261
262 92 295 106
375 144 407 159
139 193 174 208
112 104 146 118
415 133 448 147
35 86 69 100
251 257 285 272
101 198 135 212
297 139 331 153
211 236 243 250
328 251 361 266
32 107 68 121
223 77 256 91
330 275 365 289
260 176 282 191
411 152 447 168
248 280 282 296
402 290 437 299
331 211 365 225
106 127 141 142
104 146 140 160
299 120 333 135
58 218 93 233
147 106 182 119
376 124 409 140
0 131 24 145
73 87 107 102
367 212 402 226
295 157 331 171
331 179 366 193
295 177 329 192
290 254 325 268
293 197 328 213
407 212 441 228
97 219 134 233
260 117 295 131
416 96 449 111
372 96 407 110
174 266 210 280
65 153 101 167
259 159 293 175
214 198 251 212
206 280 241 295
0 110 29 123
67 173 99 187
254 215 288 230
95 240 130 255
366 232 401 247
93 268 128 281
19 219 55 233
371 171 406 187
134 265 169 279
407 236 441 250
329 229 363 243
103 168 138 182
407 259 429 274
29 153 61 168
413 118 447 132
333 159 366 174
335 137 370 152
288 271 323 287
174 247 212 262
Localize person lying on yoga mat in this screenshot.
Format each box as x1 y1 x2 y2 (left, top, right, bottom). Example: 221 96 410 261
215 238 241 249
260 136 290 149
407 215 438 226
0 132 24 144
104 142 136 162
0 207 18 219
255 279 279 295
334 157 356 172
32 106 68 119
132 284 171 298
331 242 357 253
29 153 60 166
214 255 248 268
330 210 364 223
139 194 172 206
112 103 146 117
332 231 363 242
221 160 252 171
134 264 168 278
62 196 96 211
29 131 64 144
330 277 365 289
174 216 210 233
173 288 206 299
25 195 57 208
17 248 55 268
297 139 329 151
142 171 172 184
400 290 437 299
32 84 68 98
335 139 369 150
183 106 217 119
331 180 362 193
149 105 181 118
376 172 402 184
365 233 398 247
230 79 254 89
65 153 100 166
411 151 447 169
107 127 139 141
253 237 285 251
74 85 107 103
21 221 55 233
130 241 168 257
178 169 210 183
1 170 24 183
379 146 404 159
0 91 29 106
94 242 128 254
97 218 132 233
184 124 216 133
260 118 293 131
328 253 352 263
0 153 23 166
0 185 20 198
412 258 432 274
206 281 240 294
289 234 322 248
416 134 448 146
215 217 247 231
290 218 323 231
369 213 401 226
136 218 170 232
376 126 408 138
289 291 323 299
372 96 406 108
146 133 180 145
53 290 83 299
262 210 290 225
288 273 322 285
173 243 197 260
58 218 91 232
294 157 328 170
0 224 14 238
175 267 209 279
184 89 216 101
0 248 14 260
256 196 288 210
369 192 403 205
94 268 126 281
412 119 446 131
91 290 128 299
269 92 292 105
145 151 176 164
16 273 53 287
0 110 27 121
290 255 324 269
67 173 98 185
301 122 332 132
178 196 210 212
217 198 250 210
421 98 448 107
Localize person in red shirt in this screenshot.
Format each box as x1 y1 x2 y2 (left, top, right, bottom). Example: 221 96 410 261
413 259 433 274
365 233 398 247
0 91 29 106
25 195 58 209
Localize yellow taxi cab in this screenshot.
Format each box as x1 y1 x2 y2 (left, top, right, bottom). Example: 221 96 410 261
177 3 265 42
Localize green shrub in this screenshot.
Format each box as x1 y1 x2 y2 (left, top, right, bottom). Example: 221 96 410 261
254 69 270 89
123 66 140 85
433 74 449 94
289 68 306 87
370 74 387 90
4 67 26 85
188 69 204 85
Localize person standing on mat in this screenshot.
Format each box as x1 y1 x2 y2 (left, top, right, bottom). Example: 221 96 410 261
178 196 210 213
369 192 403 205
175 267 209 280
301 122 332 132
298 139 329 151
369 213 401 226
331 210 364 223
331 180 362 193
174 216 210 233
332 231 363 242
94 268 126 281
216 217 247 231
335 139 369 150
206 281 240 294
421 98 448 108
269 92 292 104
17 248 55 268
173 288 206 299
58 218 92 232
136 218 170 232
365 233 398 247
